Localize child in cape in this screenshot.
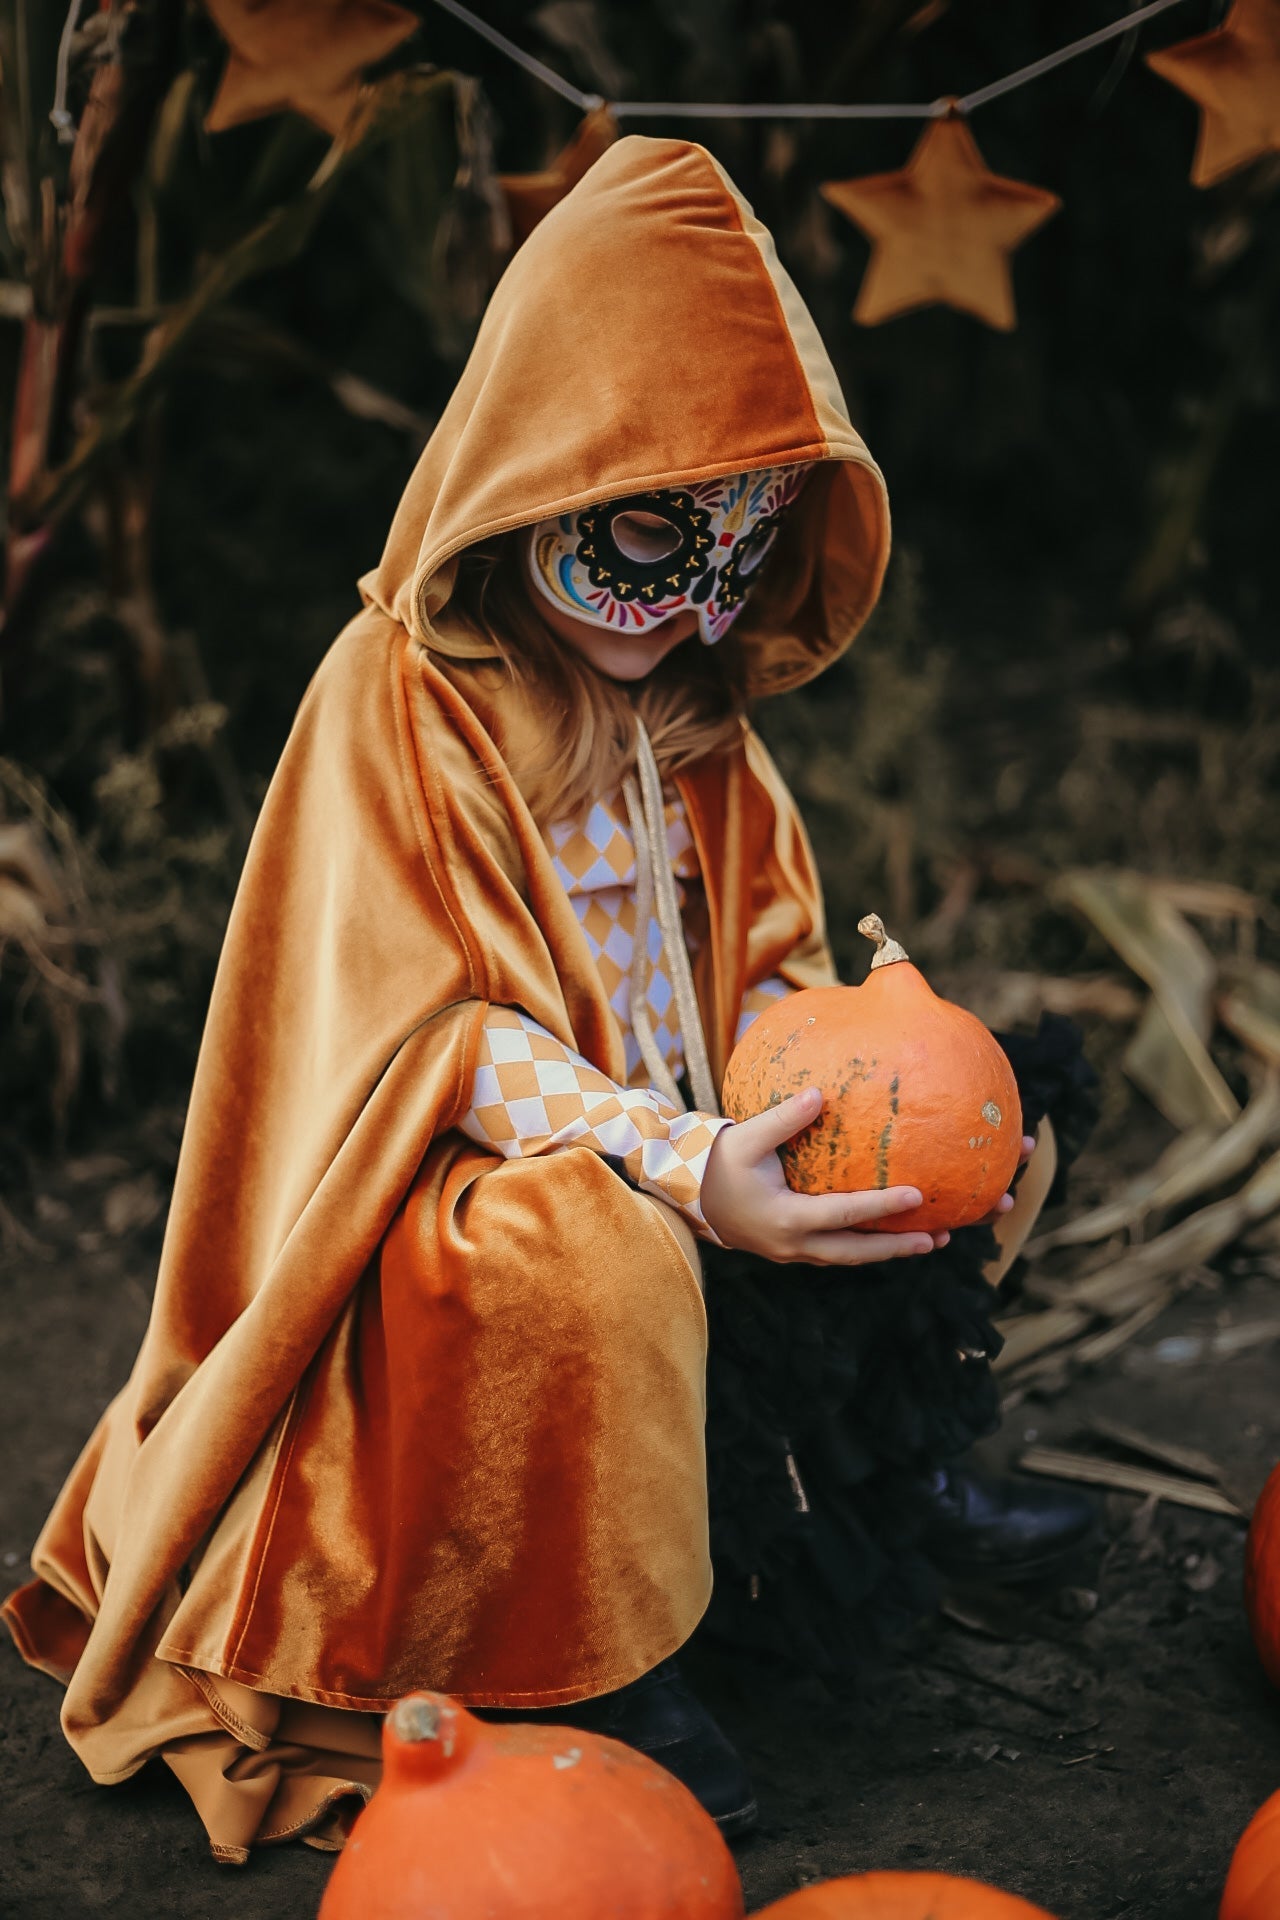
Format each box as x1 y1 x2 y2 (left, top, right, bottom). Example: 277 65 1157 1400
4 135 1095 1859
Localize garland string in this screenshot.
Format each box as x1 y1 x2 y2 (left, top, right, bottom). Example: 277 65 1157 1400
427 0 1193 122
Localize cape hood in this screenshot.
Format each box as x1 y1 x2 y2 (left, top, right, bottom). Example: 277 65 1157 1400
362 134 890 696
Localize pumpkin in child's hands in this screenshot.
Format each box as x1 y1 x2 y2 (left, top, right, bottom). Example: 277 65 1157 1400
751 1869 1060 1916
1245 1462 1280 1688
317 1691 744 1920
1220 1789 1280 1920
722 915 1021 1234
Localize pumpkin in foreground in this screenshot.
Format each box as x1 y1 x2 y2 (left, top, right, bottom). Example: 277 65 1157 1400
723 915 1022 1234
1220 1789 1280 1920
752 1870 1060 1917
317 1691 744 1920
1244 1462 1280 1688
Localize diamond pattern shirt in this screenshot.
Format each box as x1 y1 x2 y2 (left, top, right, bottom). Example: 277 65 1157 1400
458 785 793 1237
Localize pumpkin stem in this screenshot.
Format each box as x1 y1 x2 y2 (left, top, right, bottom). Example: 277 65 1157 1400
858 913 910 970
389 1695 443 1744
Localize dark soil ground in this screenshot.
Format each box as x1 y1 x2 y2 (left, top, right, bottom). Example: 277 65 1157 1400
2 1127 1278 1920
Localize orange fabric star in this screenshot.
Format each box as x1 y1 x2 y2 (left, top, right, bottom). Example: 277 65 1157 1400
820 111 1061 331
499 106 619 248
1146 0 1280 187
204 0 418 137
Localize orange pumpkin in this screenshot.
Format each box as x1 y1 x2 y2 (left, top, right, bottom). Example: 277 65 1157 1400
752 1871 1060 1918
722 915 1022 1234
317 1692 744 1920
1220 1790 1280 1920
1245 1463 1280 1688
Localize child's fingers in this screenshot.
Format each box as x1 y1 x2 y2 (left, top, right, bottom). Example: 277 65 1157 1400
730 1085 823 1156
800 1228 938 1266
1020 1133 1036 1162
785 1185 924 1233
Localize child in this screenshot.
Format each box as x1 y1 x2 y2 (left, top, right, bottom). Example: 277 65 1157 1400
4 135 1094 1860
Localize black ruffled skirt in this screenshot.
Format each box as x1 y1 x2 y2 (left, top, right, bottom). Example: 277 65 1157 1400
700 1014 1098 1674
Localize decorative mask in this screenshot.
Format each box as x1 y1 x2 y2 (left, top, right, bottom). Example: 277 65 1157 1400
526 463 812 647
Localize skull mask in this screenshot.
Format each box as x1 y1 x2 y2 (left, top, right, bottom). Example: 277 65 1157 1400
526 463 812 647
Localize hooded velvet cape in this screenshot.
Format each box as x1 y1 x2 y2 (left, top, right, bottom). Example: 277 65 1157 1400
4 136 890 1852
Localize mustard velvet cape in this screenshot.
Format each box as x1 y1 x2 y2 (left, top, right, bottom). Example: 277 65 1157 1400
3 137 890 1857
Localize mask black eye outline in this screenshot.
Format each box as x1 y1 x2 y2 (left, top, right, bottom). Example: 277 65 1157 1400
715 511 784 615
574 490 715 606
609 510 684 566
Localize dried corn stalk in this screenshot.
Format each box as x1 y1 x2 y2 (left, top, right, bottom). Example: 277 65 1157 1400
1052 1147 1280 1317
1018 1446 1243 1517
1028 1075 1280 1255
1053 869 1238 1129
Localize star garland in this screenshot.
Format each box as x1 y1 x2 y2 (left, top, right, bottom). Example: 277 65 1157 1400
1145 0 1280 186
498 105 619 246
198 0 1280 331
204 0 418 137
820 108 1060 330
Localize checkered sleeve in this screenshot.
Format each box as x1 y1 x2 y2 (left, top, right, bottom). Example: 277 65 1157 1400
735 975 795 1045
458 1006 732 1240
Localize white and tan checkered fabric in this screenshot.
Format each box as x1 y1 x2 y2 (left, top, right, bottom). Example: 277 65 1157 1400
458 785 795 1237
459 1005 733 1235
545 786 706 1087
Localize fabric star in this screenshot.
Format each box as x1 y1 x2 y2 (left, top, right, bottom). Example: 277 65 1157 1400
204 0 418 137
820 110 1061 331
1146 0 1280 187
499 106 619 248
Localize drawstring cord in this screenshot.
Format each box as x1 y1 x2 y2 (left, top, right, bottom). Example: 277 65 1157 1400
621 720 722 1120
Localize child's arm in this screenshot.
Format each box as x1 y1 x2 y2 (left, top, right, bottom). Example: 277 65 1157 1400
458 1005 733 1240
458 1006 954 1265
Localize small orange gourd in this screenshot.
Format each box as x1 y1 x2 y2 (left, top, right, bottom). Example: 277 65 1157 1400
1245 1463 1280 1688
317 1691 744 1920
1220 1790 1280 1920
752 1870 1060 1918
722 916 1022 1234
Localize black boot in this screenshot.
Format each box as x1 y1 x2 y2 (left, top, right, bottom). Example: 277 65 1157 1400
496 1658 758 1837
918 1461 1099 1585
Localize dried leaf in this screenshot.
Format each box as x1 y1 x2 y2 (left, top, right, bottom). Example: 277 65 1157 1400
1054 1148 1280 1316
1018 1447 1243 1516
993 1304 1091 1372
1124 998 1237 1132
1061 1291 1173 1368
1210 1317 1280 1357
1149 877 1261 924
1218 960 1280 1067
1029 1076 1280 1254
1053 869 1238 1128
1083 1415 1226 1487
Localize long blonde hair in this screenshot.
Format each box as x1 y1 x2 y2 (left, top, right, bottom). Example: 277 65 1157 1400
442 531 749 826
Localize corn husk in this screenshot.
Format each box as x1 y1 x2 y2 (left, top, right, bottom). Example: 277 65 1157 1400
1018 1446 1243 1516
1045 1147 1280 1318
1083 1415 1227 1486
1218 959 1280 1067
1028 1075 1280 1255
993 1305 1092 1372
1053 870 1238 1129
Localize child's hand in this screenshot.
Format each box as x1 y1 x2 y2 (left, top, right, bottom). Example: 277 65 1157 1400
702 1086 951 1266
976 1132 1038 1226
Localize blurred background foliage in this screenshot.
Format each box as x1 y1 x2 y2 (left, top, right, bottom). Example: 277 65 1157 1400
0 0 1277 1183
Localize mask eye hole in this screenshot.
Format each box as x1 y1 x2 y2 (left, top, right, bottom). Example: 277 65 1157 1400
608 510 684 565
735 521 779 578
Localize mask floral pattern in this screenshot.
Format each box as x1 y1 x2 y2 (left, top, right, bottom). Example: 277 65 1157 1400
527 463 812 646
